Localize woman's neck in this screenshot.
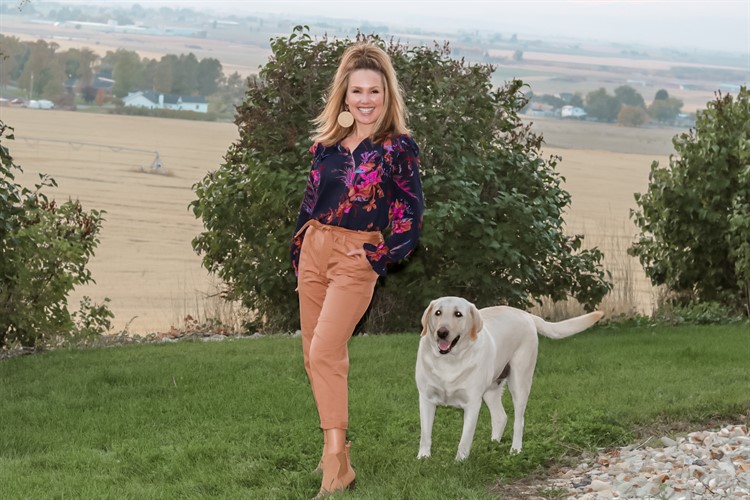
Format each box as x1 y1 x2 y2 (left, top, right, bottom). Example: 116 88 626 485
351 125 373 141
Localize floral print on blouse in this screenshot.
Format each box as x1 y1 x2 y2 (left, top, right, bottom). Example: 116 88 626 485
291 134 424 277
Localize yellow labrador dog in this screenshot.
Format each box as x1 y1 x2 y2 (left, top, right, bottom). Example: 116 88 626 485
416 296 603 461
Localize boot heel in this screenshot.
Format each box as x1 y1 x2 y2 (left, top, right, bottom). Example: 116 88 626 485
315 449 355 498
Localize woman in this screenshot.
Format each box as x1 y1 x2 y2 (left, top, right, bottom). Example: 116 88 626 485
290 42 424 496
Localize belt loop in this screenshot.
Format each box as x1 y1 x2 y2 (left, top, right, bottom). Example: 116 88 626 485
294 219 316 239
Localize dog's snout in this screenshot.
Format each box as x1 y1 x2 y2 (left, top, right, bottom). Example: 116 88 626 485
437 327 449 339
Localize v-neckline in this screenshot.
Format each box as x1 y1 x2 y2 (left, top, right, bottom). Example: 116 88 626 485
341 136 370 154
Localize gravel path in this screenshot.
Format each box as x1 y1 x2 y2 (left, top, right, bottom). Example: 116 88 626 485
545 424 750 499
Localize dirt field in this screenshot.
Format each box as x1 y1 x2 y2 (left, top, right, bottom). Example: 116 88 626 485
1 107 684 333
2 107 238 334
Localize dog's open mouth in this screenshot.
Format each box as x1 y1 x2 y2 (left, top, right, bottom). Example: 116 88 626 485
437 336 460 354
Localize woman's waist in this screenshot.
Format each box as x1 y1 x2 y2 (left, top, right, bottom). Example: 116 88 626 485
297 218 383 245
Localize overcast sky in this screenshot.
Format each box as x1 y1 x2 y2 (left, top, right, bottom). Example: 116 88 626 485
25 0 750 54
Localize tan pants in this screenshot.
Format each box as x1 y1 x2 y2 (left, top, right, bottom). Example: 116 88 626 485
297 220 381 430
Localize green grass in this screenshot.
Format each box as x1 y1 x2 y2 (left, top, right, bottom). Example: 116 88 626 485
1 324 748 499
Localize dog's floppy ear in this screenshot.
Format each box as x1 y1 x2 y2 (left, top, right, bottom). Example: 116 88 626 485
420 300 435 337
469 302 483 340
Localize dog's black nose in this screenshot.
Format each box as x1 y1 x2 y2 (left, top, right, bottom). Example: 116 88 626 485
437 327 449 339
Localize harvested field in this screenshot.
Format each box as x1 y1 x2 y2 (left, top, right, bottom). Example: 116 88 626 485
2 107 237 334
1 107 684 332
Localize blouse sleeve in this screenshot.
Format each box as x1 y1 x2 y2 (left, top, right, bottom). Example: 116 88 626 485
363 135 424 276
290 143 320 277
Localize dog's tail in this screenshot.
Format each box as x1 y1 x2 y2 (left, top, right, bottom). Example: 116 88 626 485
531 311 604 339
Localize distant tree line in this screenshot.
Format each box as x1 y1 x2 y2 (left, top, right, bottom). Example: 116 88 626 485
0 35 247 118
526 84 685 126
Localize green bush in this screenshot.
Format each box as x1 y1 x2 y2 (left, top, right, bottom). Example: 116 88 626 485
0 121 112 348
630 87 750 316
653 301 746 325
191 28 611 333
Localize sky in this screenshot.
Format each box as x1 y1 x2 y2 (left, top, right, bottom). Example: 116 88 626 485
21 0 750 54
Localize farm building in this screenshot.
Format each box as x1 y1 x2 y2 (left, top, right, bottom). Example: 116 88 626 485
123 91 208 113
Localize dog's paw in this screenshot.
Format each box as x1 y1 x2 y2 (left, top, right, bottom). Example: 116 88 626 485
417 450 431 459
509 446 522 455
455 450 469 461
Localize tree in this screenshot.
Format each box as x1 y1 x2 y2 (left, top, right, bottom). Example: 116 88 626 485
0 35 30 87
80 85 97 103
648 97 683 124
17 39 65 99
95 88 106 106
513 50 523 62
0 121 112 348
67 47 98 86
111 48 142 98
585 88 620 122
197 57 223 96
154 54 178 94
191 29 611 332
172 53 199 95
209 70 246 119
617 105 648 127
654 89 669 101
614 85 645 108
630 88 750 315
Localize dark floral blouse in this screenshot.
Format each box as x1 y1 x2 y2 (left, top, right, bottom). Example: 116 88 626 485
291 134 424 277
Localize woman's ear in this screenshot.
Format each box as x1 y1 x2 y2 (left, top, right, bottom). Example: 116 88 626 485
420 300 435 337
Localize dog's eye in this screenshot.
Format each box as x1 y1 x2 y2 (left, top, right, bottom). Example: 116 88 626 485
455 311 463 318
435 310 441 316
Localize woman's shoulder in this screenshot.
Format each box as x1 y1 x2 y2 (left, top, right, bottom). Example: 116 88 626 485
384 134 420 156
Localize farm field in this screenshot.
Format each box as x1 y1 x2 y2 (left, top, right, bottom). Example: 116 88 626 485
0 107 684 333
1 106 237 334
2 14 744 113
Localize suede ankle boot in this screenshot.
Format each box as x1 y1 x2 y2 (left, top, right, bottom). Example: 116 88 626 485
314 446 355 498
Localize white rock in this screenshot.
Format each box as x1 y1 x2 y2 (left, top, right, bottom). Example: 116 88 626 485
661 436 678 447
718 461 736 474
590 479 610 492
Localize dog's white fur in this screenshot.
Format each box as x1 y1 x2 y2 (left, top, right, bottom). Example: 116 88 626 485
415 296 604 461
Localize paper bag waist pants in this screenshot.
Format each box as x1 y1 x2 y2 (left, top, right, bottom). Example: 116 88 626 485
296 220 381 430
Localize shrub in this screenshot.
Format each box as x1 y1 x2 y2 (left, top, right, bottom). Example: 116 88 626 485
630 87 750 315
617 105 648 127
585 88 620 122
648 97 683 124
191 28 611 333
0 121 112 348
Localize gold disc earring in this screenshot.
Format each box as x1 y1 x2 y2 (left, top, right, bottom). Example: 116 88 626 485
337 107 354 128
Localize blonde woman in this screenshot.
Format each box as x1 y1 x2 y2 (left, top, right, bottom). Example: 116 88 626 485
290 41 424 496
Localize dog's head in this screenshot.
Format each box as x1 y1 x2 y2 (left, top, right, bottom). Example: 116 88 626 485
420 296 483 355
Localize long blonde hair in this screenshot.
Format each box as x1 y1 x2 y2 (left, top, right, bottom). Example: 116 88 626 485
312 42 409 146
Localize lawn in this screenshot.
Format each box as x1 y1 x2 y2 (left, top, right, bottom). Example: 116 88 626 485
1 323 748 499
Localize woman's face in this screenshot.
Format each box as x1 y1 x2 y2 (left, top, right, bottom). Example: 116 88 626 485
345 69 385 131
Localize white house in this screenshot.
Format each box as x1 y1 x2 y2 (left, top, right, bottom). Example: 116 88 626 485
123 91 208 113
561 105 587 120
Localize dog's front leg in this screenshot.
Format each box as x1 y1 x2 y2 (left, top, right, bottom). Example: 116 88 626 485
417 395 436 459
455 400 482 461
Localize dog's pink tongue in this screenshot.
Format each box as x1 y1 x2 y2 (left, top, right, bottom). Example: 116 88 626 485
438 339 452 351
